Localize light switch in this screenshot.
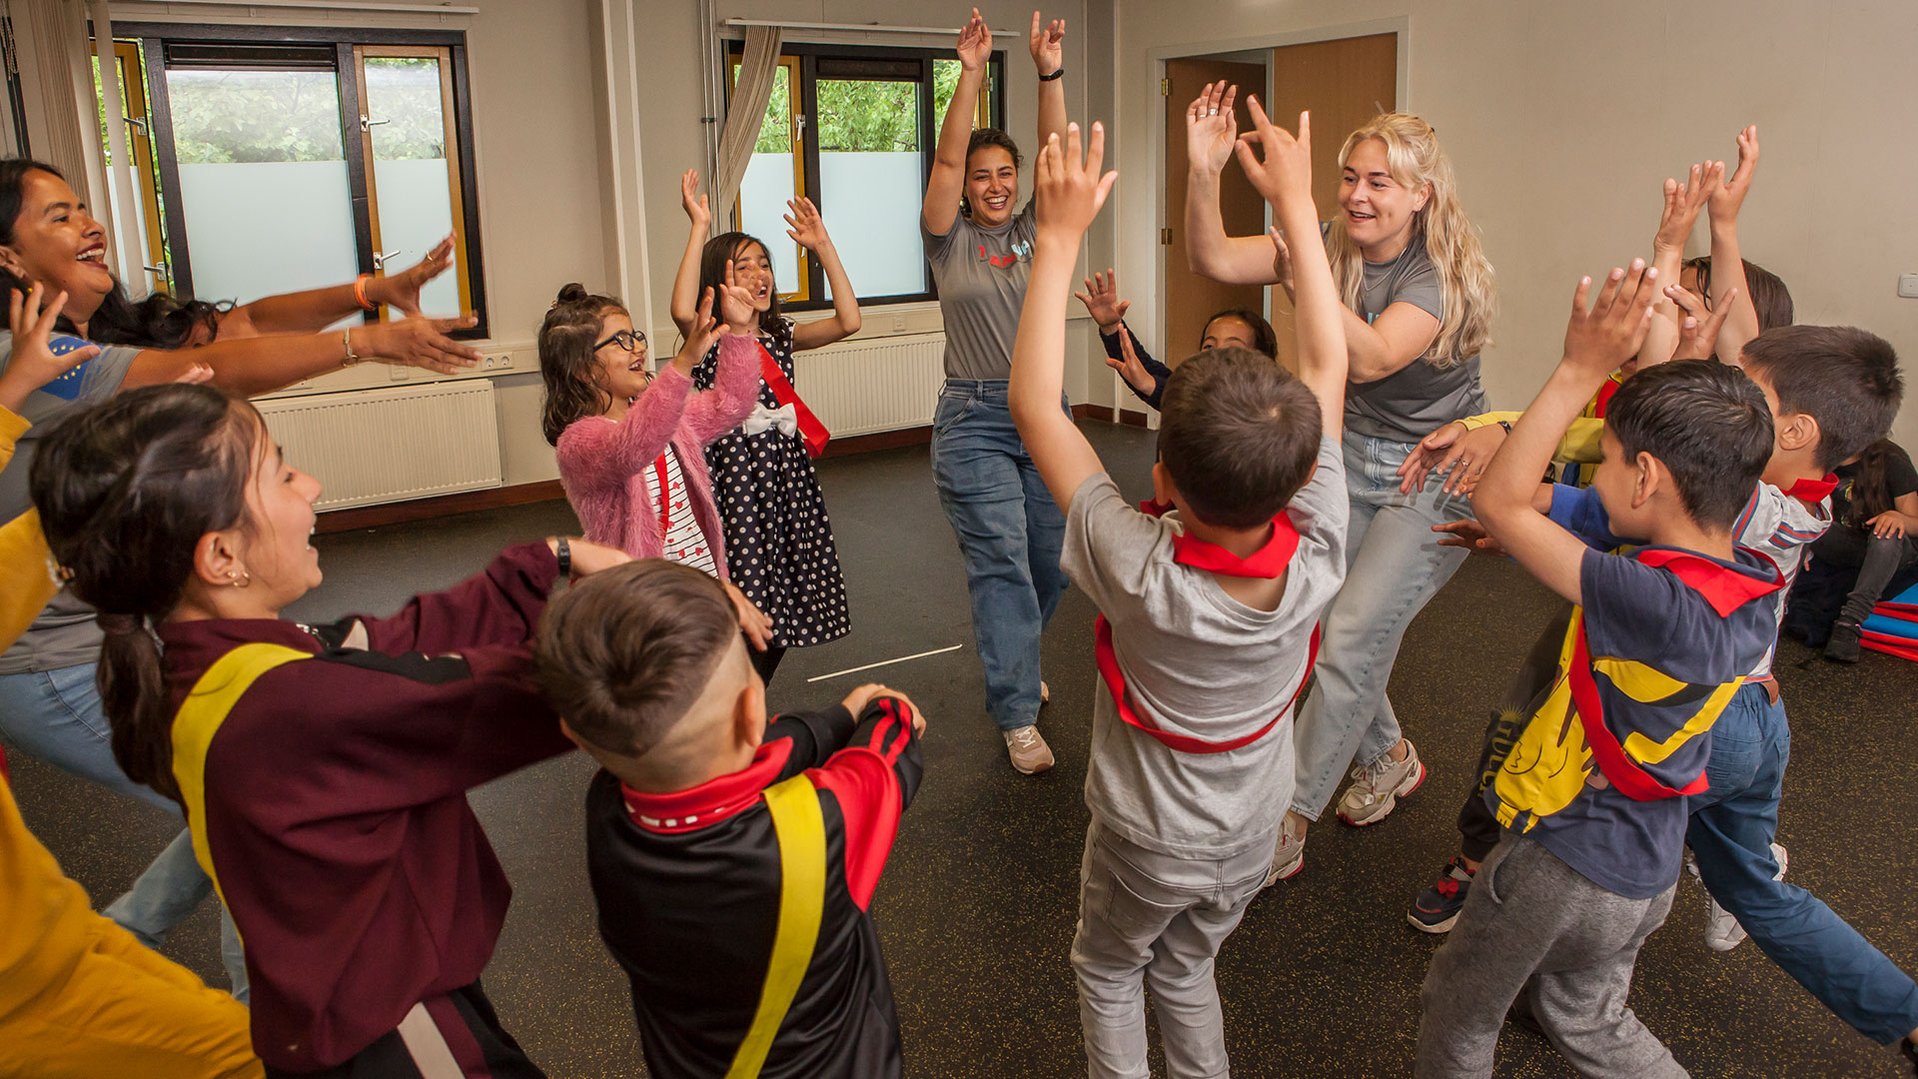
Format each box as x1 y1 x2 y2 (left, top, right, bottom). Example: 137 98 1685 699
1899 273 1918 299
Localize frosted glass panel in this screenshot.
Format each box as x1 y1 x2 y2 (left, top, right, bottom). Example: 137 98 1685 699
819 152 924 298
364 57 460 317
167 68 357 306
738 153 799 296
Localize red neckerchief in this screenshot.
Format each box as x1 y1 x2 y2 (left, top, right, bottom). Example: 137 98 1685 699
1094 509 1320 754
1593 373 1623 418
1568 547 1783 801
754 341 830 457
1781 473 1838 504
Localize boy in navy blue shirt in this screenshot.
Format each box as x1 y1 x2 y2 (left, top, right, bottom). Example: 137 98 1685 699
1416 263 1782 1078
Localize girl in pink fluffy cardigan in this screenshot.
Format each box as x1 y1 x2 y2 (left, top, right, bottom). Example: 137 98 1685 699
539 275 774 647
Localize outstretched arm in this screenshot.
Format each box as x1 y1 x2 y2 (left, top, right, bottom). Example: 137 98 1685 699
228 237 458 335
1234 97 1346 436
1474 262 1660 604
924 9 991 237
1182 82 1280 285
786 197 862 349
1706 126 1763 363
670 169 712 337
122 315 481 397
1636 161 1716 370
1031 12 1067 149
1010 121 1117 510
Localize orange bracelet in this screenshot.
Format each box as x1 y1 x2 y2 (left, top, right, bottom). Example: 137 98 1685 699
353 273 377 311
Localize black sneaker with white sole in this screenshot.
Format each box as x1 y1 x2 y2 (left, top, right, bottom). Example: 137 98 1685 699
1408 856 1475 934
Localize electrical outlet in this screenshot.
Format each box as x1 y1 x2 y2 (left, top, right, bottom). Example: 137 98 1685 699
891 316 906 332
1899 273 1918 299
496 351 513 369
482 355 497 370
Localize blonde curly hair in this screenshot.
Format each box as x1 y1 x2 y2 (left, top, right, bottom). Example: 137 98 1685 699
1327 114 1497 368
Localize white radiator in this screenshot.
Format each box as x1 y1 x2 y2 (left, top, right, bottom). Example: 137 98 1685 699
254 381 504 512
795 332 945 437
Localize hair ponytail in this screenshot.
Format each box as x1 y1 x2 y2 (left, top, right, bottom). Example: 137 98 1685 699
30 383 260 804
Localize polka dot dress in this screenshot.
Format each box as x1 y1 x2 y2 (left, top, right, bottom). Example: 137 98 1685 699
693 319 851 648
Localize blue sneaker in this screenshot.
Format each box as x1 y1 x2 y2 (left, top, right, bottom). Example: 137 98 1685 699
1408 856 1475 934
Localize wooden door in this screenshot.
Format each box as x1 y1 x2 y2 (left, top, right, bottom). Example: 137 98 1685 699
1265 33 1398 355
1162 58 1266 371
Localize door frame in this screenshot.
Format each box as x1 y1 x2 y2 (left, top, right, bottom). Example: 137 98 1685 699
1147 17 1410 404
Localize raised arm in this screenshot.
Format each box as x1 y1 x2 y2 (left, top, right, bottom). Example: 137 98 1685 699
923 9 991 237
1635 162 1716 370
785 197 862 349
1010 122 1117 509
669 169 713 338
1474 262 1660 604
1235 98 1346 435
120 315 481 397
1706 126 1763 363
228 237 458 335
1030 12 1067 149
1182 82 1280 285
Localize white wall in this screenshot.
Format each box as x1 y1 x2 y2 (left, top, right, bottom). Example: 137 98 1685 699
1110 0 1918 448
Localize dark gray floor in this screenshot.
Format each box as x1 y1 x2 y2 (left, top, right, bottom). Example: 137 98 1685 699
12 421 1918 1077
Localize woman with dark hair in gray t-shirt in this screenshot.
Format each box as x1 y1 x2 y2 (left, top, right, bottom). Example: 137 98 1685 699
1186 94 1498 877
921 10 1071 775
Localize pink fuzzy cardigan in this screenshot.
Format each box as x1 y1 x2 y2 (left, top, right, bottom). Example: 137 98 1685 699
556 333 760 576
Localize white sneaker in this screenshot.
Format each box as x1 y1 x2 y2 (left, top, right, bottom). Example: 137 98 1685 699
1335 739 1427 826
1704 843 1788 952
1003 725 1055 775
1265 814 1306 886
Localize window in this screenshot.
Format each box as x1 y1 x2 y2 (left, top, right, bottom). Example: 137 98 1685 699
98 25 488 337
729 43 1002 308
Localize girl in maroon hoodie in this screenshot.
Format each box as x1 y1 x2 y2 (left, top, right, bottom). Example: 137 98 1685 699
538 269 773 654
30 381 632 1076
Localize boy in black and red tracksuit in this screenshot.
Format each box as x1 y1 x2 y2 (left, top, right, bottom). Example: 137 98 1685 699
535 560 925 1079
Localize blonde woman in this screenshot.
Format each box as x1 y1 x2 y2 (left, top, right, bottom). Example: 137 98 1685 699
1185 85 1497 878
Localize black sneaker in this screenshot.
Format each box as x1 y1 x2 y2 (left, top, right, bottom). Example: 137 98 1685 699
1408 856 1475 934
1825 619 1864 664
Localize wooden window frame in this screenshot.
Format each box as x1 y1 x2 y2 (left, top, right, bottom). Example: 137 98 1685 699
116 22 488 338
724 41 1005 310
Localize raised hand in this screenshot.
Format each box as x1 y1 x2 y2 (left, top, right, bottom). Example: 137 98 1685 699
680 169 711 227
1034 121 1117 242
956 8 991 71
1232 97 1312 207
783 196 831 252
716 257 758 332
1561 260 1659 377
1652 162 1720 254
0 284 99 411
371 235 456 318
1028 11 1064 74
1074 268 1130 332
1266 226 1297 297
363 315 482 375
1666 283 1737 361
1185 81 1239 177
675 287 724 373
1708 125 1759 227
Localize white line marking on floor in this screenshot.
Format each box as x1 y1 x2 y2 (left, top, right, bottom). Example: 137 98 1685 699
806 644 965 683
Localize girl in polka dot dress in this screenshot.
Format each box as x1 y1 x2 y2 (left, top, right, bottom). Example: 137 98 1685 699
671 170 861 683
539 275 775 653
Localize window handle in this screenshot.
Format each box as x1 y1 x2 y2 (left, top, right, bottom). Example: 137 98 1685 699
122 116 149 136
359 115 391 131
370 249 400 270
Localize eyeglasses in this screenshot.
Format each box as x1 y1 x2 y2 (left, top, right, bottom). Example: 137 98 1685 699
593 328 647 354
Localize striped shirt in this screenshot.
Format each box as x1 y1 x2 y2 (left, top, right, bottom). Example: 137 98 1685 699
644 447 718 578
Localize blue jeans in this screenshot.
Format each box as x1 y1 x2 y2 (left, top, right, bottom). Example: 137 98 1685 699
1688 683 1918 1044
1292 430 1472 820
0 660 249 999
931 380 1067 731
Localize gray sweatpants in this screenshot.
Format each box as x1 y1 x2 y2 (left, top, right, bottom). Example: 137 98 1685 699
1070 818 1272 1079
1416 834 1688 1079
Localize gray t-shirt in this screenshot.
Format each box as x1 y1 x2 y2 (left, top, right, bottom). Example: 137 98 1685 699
1344 240 1487 442
1061 436 1349 859
0 332 140 674
922 202 1037 381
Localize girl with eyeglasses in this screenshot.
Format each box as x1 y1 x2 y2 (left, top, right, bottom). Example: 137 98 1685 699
538 273 775 650
669 173 862 685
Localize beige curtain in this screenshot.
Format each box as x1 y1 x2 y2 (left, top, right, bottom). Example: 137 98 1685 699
711 24 782 219
88 1 147 298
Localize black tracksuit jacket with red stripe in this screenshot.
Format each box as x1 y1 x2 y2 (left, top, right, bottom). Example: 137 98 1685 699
585 696 923 1078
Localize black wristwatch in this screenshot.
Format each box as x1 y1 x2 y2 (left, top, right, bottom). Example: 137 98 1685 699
555 535 572 579
1039 67 1064 82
